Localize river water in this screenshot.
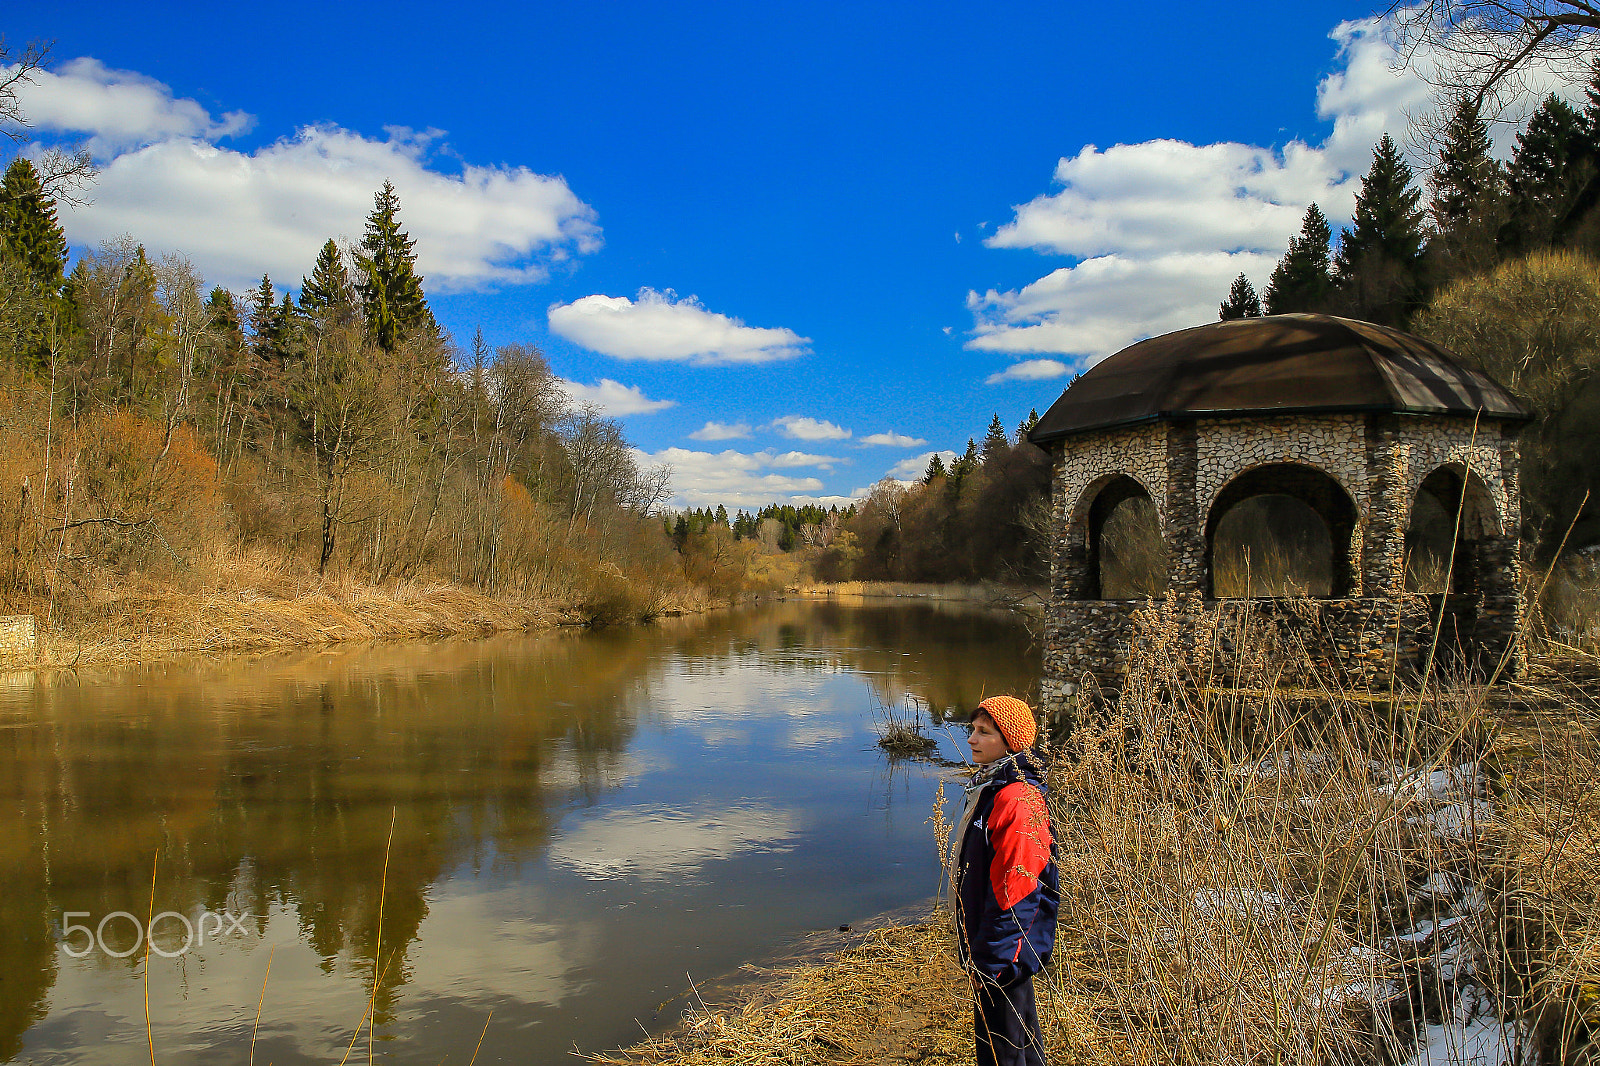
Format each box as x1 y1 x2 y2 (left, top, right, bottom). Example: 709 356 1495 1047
0 598 1038 1064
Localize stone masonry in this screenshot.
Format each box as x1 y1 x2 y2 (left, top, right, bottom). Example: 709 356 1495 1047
1038 410 1523 721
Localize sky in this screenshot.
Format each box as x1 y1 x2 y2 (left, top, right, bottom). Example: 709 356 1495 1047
0 1 1566 509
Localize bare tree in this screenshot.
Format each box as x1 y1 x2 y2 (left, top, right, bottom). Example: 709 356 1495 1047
1389 0 1600 114
0 38 96 204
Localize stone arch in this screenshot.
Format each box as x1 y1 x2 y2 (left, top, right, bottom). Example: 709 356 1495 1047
1070 473 1166 600
1405 463 1505 595
1204 462 1360 598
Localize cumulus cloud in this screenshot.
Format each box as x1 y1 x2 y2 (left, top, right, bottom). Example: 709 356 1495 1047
965 15 1497 372
635 446 848 508
688 420 753 441
986 359 1073 384
556 378 674 416
969 251 1279 360
858 431 927 447
772 416 851 441
11 57 600 293
548 288 810 365
889 450 957 481
13 57 254 150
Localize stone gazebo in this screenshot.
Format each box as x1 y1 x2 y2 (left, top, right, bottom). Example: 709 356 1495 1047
1024 314 1530 716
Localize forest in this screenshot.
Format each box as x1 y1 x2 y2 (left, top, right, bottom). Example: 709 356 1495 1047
8 55 1600 650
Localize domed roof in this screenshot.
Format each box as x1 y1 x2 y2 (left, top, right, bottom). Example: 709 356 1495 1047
1027 314 1528 445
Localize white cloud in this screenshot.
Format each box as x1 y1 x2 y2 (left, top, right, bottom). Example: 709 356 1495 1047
889 450 957 481
768 450 841 469
12 57 600 293
859 431 927 447
13 57 254 150
548 288 810 365
964 15 1510 370
969 251 1279 362
772 415 851 441
986 359 1073 384
987 139 1341 260
688 420 753 441
556 378 674 416
636 446 839 508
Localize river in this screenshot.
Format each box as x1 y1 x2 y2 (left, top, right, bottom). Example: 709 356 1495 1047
0 598 1038 1064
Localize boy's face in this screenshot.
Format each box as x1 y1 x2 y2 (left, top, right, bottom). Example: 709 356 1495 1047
967 712 1009 765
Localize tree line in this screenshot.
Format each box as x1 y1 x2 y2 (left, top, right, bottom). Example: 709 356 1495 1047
0 152 679 627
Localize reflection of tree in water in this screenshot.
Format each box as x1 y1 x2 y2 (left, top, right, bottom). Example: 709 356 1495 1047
0 601 1036 1051
0 631 653 1045
648 600 1038 724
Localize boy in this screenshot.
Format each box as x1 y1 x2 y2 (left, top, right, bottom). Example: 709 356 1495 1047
950 695 1058 1066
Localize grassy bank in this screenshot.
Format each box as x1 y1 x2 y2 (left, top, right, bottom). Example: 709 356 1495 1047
1 548 723 670
594 606 1600 1066
790 580 1046 607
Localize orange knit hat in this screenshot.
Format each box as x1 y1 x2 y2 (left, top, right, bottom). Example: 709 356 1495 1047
976 695 1036 752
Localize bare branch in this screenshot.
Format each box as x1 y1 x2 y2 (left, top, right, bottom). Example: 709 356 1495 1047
34 145 97 207
1388 0 1600 118
0 37 52 143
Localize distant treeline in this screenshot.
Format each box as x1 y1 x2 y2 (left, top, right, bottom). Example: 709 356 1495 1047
678 412 1053 590
0 161 684 627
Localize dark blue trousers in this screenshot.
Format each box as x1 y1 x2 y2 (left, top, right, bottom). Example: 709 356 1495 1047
974 973 1047 1066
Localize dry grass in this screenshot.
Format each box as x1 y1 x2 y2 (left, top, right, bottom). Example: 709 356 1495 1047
597 598 1600 1066
589 920 973 1066
792 581 1044 605
9 547 565 668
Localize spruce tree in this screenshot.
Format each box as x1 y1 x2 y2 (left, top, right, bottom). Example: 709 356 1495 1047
299 238 355 323
0 156 70 368
0 157 68 292
1334 136 1428 325
1263 204 1334 315
354 181 429 351
981 413 1009 462
1218 273 1262 319
1502 94 1592 254
248 275 290 363
924 454 947 482
1429 96 1507 271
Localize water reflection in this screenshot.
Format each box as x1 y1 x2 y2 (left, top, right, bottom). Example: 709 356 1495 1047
0 599 1036 1064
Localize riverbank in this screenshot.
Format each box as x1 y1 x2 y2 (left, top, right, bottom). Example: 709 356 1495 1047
592 633 1600 1066
788 580 1046 607
1 552 723 670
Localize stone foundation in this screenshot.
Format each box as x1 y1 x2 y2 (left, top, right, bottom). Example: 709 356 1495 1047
1038 594 1515 722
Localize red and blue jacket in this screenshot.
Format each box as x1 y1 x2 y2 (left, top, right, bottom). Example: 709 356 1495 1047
953 752 1059 987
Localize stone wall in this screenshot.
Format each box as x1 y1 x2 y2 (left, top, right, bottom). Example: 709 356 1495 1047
1039 410 1525 718
0 615 37 660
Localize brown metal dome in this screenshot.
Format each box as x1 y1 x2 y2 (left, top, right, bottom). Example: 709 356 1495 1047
1027 314 1528 445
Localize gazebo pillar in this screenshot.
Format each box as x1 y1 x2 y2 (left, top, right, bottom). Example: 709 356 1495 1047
1164 421 1205 596
1360 414 1405 599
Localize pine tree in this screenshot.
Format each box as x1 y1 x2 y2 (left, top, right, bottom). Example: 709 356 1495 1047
0 157 68 292
299 238 355 324
0 156 70 368
1016 408 1040 442
248 275 293 364
354 181 429 351
1334 136 1428 325
1429 96 1507 271
1218 273 1263 320
1502 94 1592 254
981 414 1009 462
924 454 947 482
1263 204 1334 315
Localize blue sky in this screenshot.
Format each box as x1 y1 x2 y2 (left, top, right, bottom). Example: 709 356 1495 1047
0 1 1532 508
